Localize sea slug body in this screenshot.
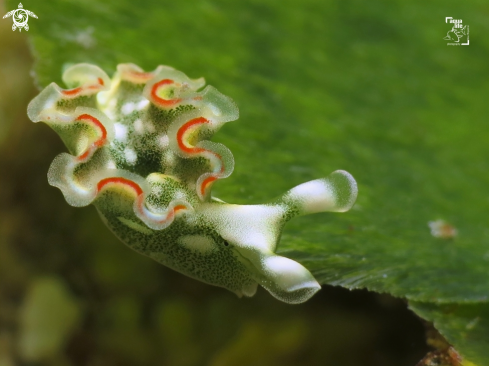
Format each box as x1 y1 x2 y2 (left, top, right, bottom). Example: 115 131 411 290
28 63 358 304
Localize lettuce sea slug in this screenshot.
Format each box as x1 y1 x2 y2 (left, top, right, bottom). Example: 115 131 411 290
28 63 357 304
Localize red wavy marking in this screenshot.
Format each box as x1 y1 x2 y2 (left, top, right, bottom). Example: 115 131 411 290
152 208 175 224
177 117 209 154
174 205 187 213
75 114 108 162
76 114 107 146
97 177 143 196
152 203 191 223
151 79 182 107
97 180 187 224
62 81 103 96
127 70 154 82
77 150 91 161
176 117 225 197
133 195 187 226
200 176 218 196
62 87 83 96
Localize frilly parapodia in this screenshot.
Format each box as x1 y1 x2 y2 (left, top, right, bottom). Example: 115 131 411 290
27 63 358 304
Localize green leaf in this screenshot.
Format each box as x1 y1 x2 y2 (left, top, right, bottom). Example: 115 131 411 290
13 0 489 360
410 301 489 366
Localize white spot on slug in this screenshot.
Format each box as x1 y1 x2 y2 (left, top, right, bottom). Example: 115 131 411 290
121 102 135 115
136 99 149 110
124 147 137 164
152 186 163 196
133 119 144 134
158 134 169 148
174 191 186 200
114 123 128 142
146 122 155 133
163 151 175 166
178 235 216 254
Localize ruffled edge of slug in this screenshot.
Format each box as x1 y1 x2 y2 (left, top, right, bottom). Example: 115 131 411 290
27 62 239 230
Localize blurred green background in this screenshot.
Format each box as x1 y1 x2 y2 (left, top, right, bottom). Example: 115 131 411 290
1 0 488 365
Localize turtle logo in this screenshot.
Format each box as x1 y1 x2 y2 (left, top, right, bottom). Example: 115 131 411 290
2 3 38 32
